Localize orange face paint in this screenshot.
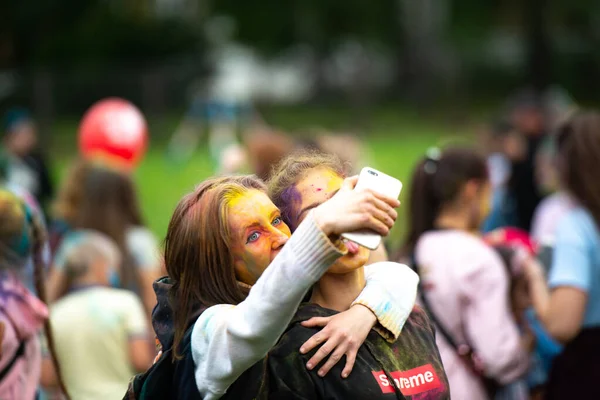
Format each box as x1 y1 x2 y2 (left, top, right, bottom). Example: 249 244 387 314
227 190 291 285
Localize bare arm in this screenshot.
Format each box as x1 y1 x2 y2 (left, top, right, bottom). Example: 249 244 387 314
128 336 154 372
40 356 59 388
526 257 588 343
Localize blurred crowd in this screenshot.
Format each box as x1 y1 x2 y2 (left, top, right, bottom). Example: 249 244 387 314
0 82 599 400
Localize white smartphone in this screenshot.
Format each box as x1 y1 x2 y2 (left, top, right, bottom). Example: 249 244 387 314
341 167 403 250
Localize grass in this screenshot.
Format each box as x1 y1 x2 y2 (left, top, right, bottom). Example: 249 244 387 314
47 105 479 252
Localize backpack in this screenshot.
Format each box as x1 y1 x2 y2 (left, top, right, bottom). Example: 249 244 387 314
124 327 201 400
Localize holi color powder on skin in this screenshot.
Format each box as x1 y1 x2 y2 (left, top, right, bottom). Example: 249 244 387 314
226 190 291 285
278 186 303 230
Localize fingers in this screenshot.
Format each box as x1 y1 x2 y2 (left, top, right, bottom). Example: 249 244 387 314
300 330 328 355
371 196 399 223
341 348 358 378
368 204 395 230
366 188 400 208
301 316 331 328
316 342 349 377
341 176 359 191
370 216 390 236
305 334 343 373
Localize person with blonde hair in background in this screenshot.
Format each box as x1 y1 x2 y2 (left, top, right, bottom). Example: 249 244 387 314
42 230 152 400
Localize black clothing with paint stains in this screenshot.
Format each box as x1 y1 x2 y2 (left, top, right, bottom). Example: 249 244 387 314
224 303 450 400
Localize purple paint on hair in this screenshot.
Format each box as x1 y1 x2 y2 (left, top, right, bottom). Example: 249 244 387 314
278 186 302 230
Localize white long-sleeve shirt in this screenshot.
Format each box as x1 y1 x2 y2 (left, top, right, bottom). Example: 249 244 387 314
191 212 419 399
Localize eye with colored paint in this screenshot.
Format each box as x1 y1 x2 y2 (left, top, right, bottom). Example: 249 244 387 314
272 216 282 226
247 232 260 244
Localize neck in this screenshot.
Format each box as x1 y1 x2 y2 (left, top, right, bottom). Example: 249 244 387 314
435 207 472 232
71 274 107 289
310 268 366 312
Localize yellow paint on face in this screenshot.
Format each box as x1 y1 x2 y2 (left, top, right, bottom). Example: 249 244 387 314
294 167 370 274
295 168 344 223
227 190 291 285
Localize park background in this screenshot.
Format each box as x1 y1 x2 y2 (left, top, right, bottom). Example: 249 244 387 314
1 0 597 248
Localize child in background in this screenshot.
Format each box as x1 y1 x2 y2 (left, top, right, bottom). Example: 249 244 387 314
404 147 529 400
41 230 153 400
0 189 66 399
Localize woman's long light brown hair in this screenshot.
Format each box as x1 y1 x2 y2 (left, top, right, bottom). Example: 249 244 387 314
53 160 144 290
165 175 266 359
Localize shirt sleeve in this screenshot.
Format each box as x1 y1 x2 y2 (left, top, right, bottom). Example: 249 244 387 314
353 262 419 341
191 211 344 399
460 248 529 384
548 211 593 292
122 293 150 338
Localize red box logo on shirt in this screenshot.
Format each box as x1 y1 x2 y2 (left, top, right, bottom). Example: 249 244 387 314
372 364 441 396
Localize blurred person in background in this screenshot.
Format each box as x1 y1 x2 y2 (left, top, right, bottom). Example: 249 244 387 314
41 230 152 399
0 189 67 400
505 91 547 232
530 111 578 261
47 160 162 317
484 229 563 400
0 152 51 295
523 111 600 399
42 231 152 399
482 120 525 232
1 108 54 215
402 147 529 400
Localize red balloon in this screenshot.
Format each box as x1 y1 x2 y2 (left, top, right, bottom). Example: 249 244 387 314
78 98 148 169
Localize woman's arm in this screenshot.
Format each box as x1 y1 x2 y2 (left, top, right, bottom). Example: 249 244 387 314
355 261 419 340
526 212 590 343
190 177 399 398
191 213 344 399
297 262 418 378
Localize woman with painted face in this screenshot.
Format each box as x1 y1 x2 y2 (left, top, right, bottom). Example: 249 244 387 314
221 151 449 400
128 173 419 399
402 147 529 400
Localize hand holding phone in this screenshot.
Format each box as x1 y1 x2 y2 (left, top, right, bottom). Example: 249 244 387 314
341 167 403 250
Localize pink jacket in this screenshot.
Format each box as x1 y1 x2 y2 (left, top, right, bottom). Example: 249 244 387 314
415 230 529 400
0 272 48 400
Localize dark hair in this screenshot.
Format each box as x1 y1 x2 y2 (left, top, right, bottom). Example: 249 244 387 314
53 160 144 288
268 150 346 230
555 111 600 227
402 147 488 256
166 175 266 359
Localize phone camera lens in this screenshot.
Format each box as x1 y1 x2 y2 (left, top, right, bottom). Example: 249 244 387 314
368 170 378 176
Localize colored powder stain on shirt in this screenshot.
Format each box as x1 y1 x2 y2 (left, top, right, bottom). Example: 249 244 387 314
224 304 450 400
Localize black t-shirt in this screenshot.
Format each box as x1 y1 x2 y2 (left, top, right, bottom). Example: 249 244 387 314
225 303 450 400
